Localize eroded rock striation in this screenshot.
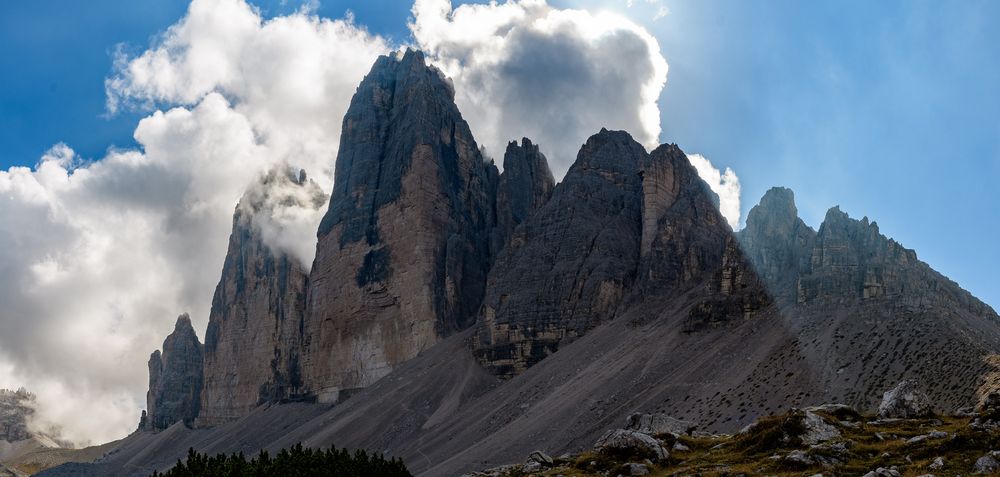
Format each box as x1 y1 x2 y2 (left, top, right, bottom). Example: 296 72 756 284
473 129 646 377
473 133 770 376
144 314 203 431
493 138 555 254
198 166 325 426
302 49 501 401
0 389 33 443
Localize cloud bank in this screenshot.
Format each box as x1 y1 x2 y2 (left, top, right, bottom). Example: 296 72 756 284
410 0 669 177
0 0 742 445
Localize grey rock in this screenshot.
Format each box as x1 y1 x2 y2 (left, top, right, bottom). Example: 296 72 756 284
625 413 696 436
929 456 945 469
526 450 553 467
801 410 840 445
878 380 933 418
977 454 1000 474
473 129 646 377
784 450 814 467
0 388 34 442
493 138 555 256
980 392 1000 419
303 49 501 397
199 166 324 426
145 314 203 431
625 462 649 476
593 429 668 461
738 187 815 300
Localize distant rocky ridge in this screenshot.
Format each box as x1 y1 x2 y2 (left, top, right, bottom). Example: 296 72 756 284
91 49 1000 476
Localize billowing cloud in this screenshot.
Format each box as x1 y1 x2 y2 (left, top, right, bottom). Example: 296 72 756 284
410 0 669 177
0 0 387 445
686 153 742 229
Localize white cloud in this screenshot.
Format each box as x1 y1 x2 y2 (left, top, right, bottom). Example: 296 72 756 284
410 0 668 178
686 153 742 229
0 0 388 445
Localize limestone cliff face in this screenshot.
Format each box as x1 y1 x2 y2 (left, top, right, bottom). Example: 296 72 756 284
473 136 771 376
493 138 555 254
739 189 996 317
737 187 815 301
0 389 33 443
302 49 500 401
198 167 325 426
145 314 203 431
473 129 646 377
635 144 770 332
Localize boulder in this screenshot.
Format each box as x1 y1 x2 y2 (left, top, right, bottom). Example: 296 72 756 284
594 429 668 461
979 392 1000 419
624 462 650 476
784 450 814 467
878 381 932 418
801 410 840 445
976 454 1000 474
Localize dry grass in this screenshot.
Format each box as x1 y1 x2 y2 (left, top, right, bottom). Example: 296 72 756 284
493 410 1000 477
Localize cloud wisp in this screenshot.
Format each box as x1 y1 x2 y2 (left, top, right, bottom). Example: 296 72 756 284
686 153 742 229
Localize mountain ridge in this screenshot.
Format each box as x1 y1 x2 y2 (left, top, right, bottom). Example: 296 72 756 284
37 49 1000 476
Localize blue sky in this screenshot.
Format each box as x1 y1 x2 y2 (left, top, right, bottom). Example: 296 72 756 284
1 0 997 308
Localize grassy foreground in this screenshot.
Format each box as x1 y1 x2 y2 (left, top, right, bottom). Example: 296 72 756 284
473 408 1000 476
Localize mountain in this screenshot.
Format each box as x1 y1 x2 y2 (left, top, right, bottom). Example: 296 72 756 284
51 50 1000 476
143 314 202 431
0 389 33 444
198 166 325 426
301 49 501 402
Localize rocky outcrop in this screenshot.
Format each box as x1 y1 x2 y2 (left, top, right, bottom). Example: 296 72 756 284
145 314 203 431
493 138 555 254
0 389 33 443
625 413 696 436
737 187 815 300
302 49 500 401
593 429 668 461
198 166 325 426
472 129 646 377
636 144 770 332
878 380 932 418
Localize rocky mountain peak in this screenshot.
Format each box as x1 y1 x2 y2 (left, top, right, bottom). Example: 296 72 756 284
473 129 646 377
738 187 816 300
144 314 203 431
197 165 318 426
303 48 499 400
494 137 555 253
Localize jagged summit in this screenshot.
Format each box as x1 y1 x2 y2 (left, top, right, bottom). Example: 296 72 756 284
303 46 500 400
144 314 202 431
494 137 554 255
474 129 646 377
197 165 322 426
